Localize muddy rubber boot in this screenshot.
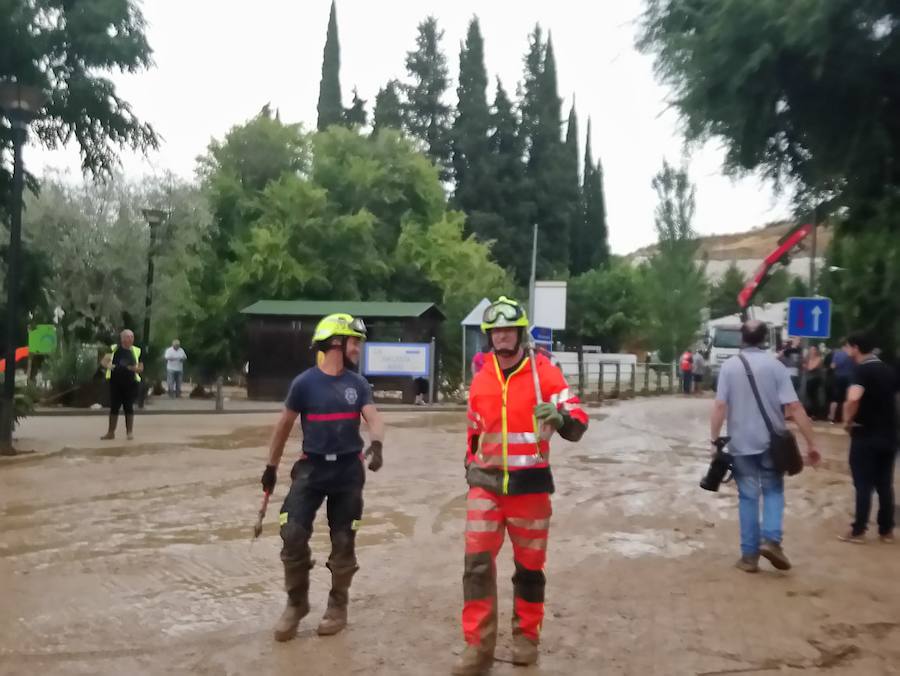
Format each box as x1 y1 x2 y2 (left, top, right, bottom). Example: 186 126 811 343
124 414 134 441
452 645 494 676
511 634 539 666
317 566 356 636
273 560 311 642
100 414 118 440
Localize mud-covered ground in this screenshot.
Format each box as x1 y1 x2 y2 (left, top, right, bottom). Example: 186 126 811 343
1 398 898 675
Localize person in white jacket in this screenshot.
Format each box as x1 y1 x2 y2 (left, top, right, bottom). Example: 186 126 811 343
164 339 187 398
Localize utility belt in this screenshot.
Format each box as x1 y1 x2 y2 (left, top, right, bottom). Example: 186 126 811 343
300 451 363 464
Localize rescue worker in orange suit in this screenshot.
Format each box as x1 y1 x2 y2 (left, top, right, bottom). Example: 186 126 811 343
453 297 589 674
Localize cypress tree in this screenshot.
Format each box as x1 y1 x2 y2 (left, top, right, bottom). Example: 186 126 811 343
475 79 533 284
581 118 610 268
404 16 452 180
372 80 403 136
522 33 570 275
317 1 343 131
452 17 491 217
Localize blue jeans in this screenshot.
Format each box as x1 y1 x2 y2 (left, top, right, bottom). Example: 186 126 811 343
732 452 784 556
167 370 183 398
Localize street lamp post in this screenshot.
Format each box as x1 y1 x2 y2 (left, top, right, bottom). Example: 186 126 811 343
0 81 46 455
139 208 166 408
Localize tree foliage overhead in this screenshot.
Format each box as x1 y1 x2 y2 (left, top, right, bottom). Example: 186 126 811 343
0 0 158 208
823 198 900 354
637 0 900 215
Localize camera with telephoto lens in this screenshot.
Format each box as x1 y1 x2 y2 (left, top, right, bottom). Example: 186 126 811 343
700 436 733 492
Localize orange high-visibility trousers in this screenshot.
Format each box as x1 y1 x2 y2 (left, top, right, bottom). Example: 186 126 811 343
461 486 551 648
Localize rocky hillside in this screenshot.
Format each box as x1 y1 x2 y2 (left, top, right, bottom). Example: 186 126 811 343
628 221 829 281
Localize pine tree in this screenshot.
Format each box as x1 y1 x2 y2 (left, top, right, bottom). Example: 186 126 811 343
404 16 452 180
452 17 491 215
578 118 610 270
317 1 343 131
372 80 403 136
344 87 367 127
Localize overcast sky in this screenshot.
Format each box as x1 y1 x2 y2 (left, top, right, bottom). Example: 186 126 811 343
29 0 792 254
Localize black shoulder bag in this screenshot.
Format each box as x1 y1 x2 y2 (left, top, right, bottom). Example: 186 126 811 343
738 354 804 476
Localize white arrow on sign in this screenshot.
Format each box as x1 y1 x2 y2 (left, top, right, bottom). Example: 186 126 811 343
811 305 822 332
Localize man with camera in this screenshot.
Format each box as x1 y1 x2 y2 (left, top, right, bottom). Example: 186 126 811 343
709 321 820 573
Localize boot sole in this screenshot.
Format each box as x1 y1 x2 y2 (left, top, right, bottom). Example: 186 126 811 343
273 628 298 642
316 622 346 636
759 548 791 570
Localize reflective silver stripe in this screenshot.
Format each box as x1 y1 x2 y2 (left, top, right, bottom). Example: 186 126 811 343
466 519 502 533
481 432 537 444
508 517 551 530
467 498 499 512
506 454 545 468
509 533 548 550
476 451 545 468
549 388 573 406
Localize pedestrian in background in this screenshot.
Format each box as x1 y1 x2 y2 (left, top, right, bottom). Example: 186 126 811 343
779 338 803 392
101 329 143 441
710 320 819 573
805 345 825 419
692 349 706 394
829 340 855 423
838 332 896 544
680 349 693 394
164 339 187 399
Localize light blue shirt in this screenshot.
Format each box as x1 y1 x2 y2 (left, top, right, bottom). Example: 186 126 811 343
715 348 798 456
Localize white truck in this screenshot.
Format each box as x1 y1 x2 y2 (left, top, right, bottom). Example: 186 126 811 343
704 303 787 388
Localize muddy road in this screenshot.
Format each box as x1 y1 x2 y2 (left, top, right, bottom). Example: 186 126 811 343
1 399 898 675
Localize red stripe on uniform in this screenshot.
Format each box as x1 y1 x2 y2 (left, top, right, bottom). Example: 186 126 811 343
306 412 361 421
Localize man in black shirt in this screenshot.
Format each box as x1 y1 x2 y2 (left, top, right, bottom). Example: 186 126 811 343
840 332 897 543
101 329 144 441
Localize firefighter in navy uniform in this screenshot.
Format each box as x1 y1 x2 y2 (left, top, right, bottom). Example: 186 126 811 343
261 313 385 642
453 297 589 675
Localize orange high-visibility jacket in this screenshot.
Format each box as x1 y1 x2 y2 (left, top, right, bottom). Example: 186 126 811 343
466 352 588 495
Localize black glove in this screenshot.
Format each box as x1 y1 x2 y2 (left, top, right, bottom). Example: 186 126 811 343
364 441 383 472
261 464 277 494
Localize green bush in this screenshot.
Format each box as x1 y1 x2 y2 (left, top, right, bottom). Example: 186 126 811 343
45 342 99 392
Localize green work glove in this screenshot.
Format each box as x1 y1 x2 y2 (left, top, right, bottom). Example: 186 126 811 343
534 402 564 430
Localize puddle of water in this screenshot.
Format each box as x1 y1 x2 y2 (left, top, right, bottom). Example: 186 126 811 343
600 530 703 559
190 426 271 450
388 413 466 431
572 454 622 465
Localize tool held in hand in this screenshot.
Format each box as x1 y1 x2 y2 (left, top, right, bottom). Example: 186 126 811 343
528 342 554 441
252 491 271 539
700 436 733 492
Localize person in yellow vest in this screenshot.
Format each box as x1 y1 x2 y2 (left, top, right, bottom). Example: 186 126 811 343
101 329 144 441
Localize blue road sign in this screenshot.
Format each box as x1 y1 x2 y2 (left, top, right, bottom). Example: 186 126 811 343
530 326 552 344
787 297 832 339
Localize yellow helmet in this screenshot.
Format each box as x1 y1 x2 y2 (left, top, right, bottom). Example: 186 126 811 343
311 313 367 345
481 296 529 333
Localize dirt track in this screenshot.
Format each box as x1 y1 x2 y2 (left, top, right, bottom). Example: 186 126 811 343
1 398 898 675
